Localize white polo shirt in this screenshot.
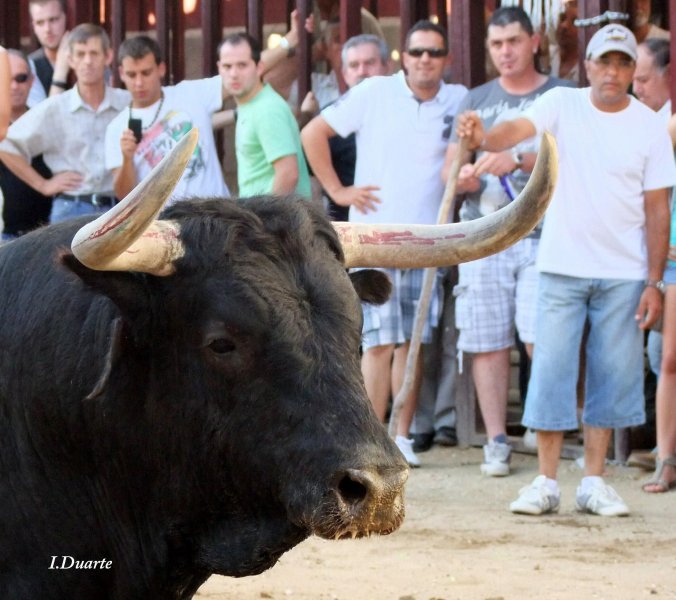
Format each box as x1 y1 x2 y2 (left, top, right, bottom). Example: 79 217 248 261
321 71 467 225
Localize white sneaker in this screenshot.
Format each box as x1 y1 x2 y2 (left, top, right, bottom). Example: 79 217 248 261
575 480 630 517
395 435 421 468
509 475 560 515
480 440 511 476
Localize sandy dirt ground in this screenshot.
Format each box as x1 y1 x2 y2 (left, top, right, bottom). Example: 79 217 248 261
196 446 676 600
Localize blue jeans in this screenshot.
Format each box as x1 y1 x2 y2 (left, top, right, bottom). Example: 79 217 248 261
523 273 645 431
50 198 108 224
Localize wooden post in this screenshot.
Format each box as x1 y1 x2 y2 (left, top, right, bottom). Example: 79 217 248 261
339 0 362 42
172 0 185 83
110 0 125 87
246 0 263 43
296 0 312 110
448 0 485 89
155 0 170 84
201 0 221 77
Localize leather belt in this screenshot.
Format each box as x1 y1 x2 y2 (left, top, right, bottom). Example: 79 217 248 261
58 193 116 207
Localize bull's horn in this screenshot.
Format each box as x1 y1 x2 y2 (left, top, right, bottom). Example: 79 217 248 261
334 131 558 268
70 128 199 276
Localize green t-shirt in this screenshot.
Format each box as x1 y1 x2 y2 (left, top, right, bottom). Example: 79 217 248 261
235 84 311 199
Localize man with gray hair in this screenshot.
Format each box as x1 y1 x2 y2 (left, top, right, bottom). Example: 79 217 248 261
0 24 130 223
633 38 670 117
322 33 391 221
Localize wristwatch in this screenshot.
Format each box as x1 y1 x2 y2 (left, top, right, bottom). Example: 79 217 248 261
510 148 523 171
646 279 665 293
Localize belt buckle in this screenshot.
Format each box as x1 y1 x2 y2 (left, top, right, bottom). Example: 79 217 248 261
91 194 106 207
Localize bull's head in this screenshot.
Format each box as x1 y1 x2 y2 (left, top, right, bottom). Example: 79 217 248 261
71 128 558 275
66 128 556 572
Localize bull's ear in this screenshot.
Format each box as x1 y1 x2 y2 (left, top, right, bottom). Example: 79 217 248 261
61 252 151 320
349 269 392 305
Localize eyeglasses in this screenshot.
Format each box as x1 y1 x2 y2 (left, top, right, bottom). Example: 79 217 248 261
12 73 30 83
406 47 446 58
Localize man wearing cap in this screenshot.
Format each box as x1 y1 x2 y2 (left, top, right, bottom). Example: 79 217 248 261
457 23 676 517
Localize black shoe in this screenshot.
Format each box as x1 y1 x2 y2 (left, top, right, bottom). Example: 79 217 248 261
434 426 457 447
411 432 434 452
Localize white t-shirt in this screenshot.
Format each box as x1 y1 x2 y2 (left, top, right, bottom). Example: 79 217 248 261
321 71 468 225
105 76 229 204
523 87 676 280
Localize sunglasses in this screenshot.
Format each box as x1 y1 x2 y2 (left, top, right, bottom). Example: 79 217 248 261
12 73 30 83
406 47 446 58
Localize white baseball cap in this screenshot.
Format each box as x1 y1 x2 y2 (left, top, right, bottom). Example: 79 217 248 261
586 24 638 61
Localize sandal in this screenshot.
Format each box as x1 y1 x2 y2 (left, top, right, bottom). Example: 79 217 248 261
642 455 676 493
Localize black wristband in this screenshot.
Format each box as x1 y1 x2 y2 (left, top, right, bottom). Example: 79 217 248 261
51 79 67 89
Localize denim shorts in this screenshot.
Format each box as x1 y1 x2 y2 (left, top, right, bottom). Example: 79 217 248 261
50 198 108 224
523 273 646 430
361 268 442 351
454 238 538 352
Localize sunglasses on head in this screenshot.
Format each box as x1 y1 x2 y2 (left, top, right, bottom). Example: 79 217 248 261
12 73 30 83
406 47 446 58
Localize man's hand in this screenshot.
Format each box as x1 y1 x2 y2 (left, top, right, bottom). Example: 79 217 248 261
120 129 139 160
330 185 381 214
50 31 71 90
300 91 319 115
635 287 663 330
457 163 481 193
456 111 485 151
40 171 83 196
472 150 520 178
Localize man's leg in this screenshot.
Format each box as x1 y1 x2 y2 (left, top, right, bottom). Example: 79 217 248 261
582 426 612 476
575 279 644 516
362 343 395 422
511 274 587 515
473 348 510 441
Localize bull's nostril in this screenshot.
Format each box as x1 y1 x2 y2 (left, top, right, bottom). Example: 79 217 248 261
337 473 368 505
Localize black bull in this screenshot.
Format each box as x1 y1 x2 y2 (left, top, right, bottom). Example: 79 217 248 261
0 130 557 598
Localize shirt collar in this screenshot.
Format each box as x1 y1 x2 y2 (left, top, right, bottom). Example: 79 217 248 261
396 69 445 104
66 85 124 113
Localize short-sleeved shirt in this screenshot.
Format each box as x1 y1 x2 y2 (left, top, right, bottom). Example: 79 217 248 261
522 87 676 280
321 71 468 225
0 85 130 195
105 76 229 204
236 84 311 199
450 76 574 238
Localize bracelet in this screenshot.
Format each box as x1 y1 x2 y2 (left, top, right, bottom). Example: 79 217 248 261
51 79 67 89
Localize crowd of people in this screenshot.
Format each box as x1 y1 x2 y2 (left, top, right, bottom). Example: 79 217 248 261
0 0 675 517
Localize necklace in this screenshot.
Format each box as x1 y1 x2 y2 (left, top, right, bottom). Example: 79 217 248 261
129 91 165 131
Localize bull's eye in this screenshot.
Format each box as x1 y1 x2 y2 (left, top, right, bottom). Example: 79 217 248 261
208 338 236 354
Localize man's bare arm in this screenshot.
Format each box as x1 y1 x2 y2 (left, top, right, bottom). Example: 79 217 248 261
635 187 670 329
271 154 299 195
301 115 381 214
